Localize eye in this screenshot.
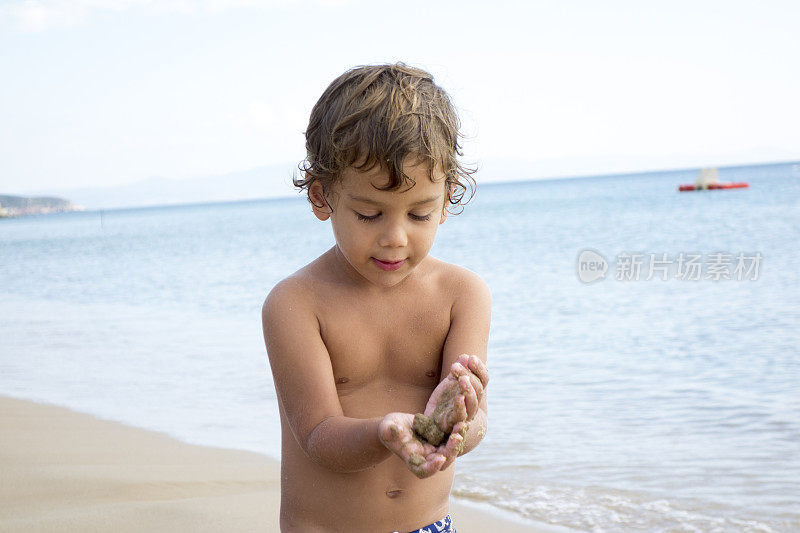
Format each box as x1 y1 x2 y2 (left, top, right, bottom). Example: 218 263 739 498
355 211 379 222
409 213 432 222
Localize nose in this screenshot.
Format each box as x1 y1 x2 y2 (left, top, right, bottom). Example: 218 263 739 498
378 219 407 248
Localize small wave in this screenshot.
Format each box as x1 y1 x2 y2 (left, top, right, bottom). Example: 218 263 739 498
453 475 796 532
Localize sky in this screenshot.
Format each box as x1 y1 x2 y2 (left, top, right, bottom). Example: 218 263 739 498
1 0 799 197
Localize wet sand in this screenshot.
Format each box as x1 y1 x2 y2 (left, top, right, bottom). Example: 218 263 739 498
0 396 546 532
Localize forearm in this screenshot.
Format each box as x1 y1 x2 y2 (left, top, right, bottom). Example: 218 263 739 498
305 415 392 473
459 408 487 456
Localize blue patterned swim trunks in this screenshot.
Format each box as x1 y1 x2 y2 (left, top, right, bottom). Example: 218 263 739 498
403 514 456 533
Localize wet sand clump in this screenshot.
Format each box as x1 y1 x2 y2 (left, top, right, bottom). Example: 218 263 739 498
413 413 447 446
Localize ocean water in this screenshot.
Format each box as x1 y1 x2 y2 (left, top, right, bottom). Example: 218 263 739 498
2 162 799 532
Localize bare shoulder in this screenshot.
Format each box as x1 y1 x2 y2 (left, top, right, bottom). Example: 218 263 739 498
424 258 491 309
261 263 335 352
261 254 334 320
262 274 313 321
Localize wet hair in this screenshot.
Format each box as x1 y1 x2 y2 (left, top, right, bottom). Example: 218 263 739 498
294 63 475 213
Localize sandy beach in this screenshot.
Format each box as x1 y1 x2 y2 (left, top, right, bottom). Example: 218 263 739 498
0 395 546 532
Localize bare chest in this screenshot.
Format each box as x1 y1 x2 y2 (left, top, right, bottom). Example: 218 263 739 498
315 288 452 393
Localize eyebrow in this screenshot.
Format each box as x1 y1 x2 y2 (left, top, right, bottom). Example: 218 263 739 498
347 194 442 207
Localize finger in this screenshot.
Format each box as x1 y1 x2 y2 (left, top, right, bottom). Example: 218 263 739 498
439 442 459 470
459 376 479 419
450 361 468 378
381 419 420 453
440 424 467 469
467 373 484 402
438 447 455 470
427 452 446 471
455 391 468 423
441 392 466 431
409 453 445 478
457 368 483 404
378 419 401 444
467 355 490 388
424 374 459 416
451 421 469 439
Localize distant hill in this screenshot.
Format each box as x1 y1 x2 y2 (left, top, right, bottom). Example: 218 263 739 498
23 163 301 211
0 195 85 217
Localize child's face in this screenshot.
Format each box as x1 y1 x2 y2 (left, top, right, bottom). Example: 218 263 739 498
310 158 449 289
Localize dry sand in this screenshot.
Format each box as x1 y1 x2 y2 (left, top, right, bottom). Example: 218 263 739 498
0 396 546 532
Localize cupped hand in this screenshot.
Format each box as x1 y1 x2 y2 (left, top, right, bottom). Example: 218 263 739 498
378 413 467 478
424 354 489 433
456 353 489 417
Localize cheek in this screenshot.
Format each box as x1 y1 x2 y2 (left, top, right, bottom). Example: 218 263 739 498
333 218 370 250
415 224 439 250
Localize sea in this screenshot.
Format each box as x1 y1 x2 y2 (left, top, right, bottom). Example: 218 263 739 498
2 162 799 532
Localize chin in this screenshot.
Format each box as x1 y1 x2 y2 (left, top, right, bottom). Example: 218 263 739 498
373 269 413 288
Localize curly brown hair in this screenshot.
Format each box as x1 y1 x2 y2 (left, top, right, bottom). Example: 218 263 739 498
294 63 475 213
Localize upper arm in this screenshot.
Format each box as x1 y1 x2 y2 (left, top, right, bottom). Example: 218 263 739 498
262 278 343 452
441 268 492 407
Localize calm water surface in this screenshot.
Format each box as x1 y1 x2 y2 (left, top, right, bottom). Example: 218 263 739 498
2 162 799 532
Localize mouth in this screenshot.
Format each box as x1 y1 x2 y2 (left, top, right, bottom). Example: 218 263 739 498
372 258 406 271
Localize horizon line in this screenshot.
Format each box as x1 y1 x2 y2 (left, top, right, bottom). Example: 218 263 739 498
4 157 798 215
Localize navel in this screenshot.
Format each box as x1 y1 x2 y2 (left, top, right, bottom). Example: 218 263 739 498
425 370 437 378
335 376 350 384
385 489 404 499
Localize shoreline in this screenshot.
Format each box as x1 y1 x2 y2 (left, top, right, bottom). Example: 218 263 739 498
0 395 553 532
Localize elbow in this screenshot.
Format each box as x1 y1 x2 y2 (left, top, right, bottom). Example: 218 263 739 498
304 440 367 474
302 416 387 473
302 416 362 473
303 416 336 469
305 438 345 473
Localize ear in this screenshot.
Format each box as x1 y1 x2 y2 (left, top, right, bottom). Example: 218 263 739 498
309 182 331 221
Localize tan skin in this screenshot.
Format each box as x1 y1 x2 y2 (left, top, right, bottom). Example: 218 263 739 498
262 158 491 532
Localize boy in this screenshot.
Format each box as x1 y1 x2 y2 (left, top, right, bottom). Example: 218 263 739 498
262 63 491 533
